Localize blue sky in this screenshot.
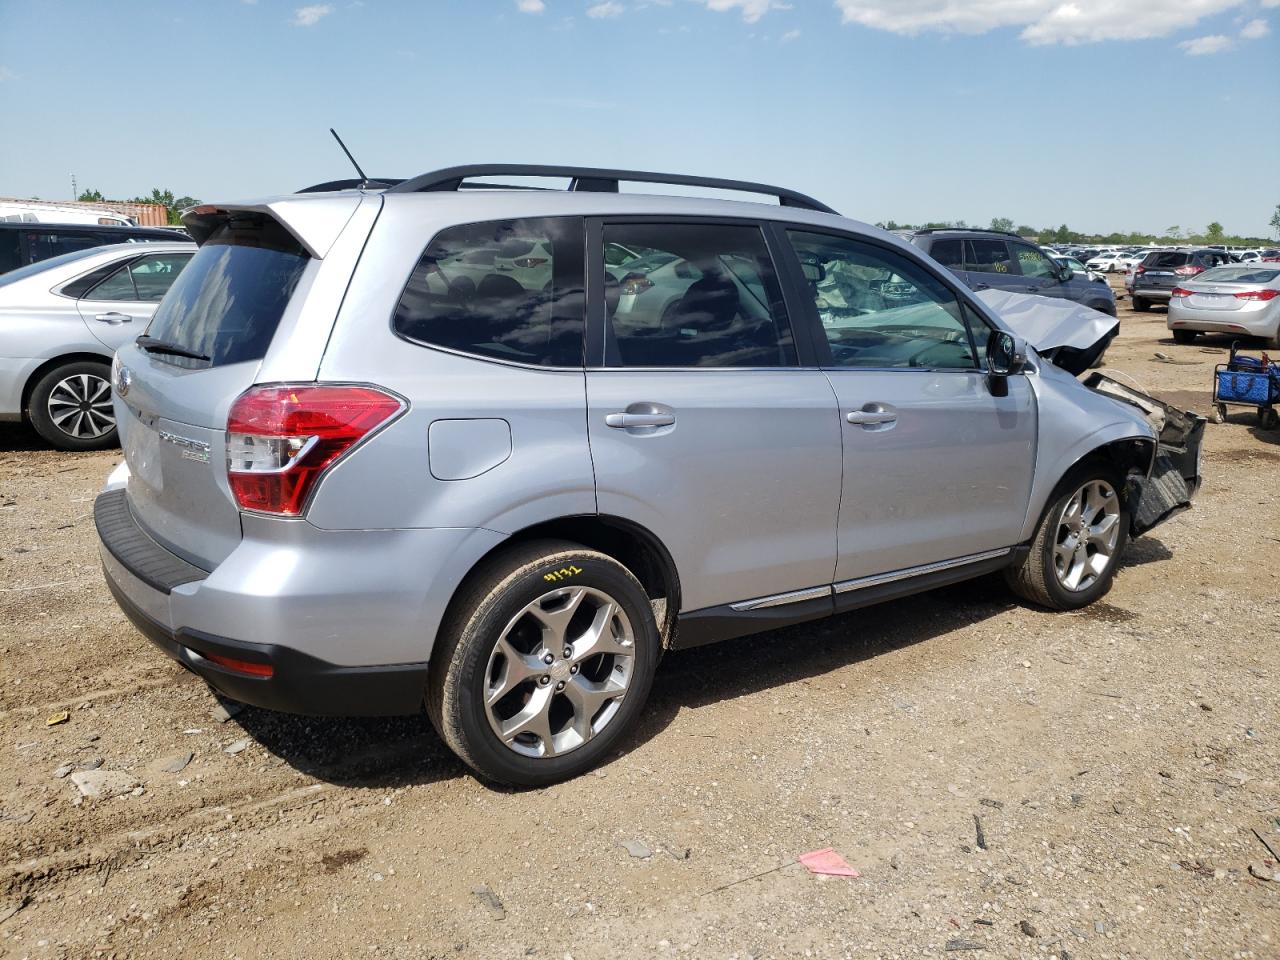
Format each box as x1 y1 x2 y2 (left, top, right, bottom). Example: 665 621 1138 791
1 0 1277 237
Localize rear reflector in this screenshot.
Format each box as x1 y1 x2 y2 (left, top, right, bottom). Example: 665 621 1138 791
227 384 405 516
1234 289 1279 301
204 652 275 678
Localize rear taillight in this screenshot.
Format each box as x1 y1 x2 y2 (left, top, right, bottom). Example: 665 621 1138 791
1174 264 1205 276
1234 289 1280 301
1171 287 1194 298
226 384 404 516
1134 265 1146 275
621 272 654 296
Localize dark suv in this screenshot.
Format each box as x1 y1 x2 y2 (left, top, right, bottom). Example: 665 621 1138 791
1131 248 1235 311
911 229 1117 316
0 222 185 275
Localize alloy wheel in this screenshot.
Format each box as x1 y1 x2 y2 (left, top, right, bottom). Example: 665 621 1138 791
46 373 115 440
1053 479 1121 592
483 586 635 759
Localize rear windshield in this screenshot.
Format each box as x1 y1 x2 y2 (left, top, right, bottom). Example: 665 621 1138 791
142 214 308 367
1144 252 1191 268
1195 266 1280 284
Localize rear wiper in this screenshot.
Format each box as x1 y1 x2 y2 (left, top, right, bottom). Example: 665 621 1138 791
135 335 211 362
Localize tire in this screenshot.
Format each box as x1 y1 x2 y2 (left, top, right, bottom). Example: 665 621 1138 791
1005 461 1130 611
427 539 661 787
1171 329 1197 345
1132 297 1151 312
1260 407 1279 430
26 361 117 451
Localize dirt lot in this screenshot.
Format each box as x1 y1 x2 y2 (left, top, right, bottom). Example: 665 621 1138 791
2 282 1278 960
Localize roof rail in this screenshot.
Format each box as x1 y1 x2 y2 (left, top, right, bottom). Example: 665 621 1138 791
296 178 404 193
912 227 1026 239
384 164 838 215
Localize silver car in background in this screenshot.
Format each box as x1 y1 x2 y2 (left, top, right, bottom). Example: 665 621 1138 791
93 165 1201 787
0 242 194 448
1167 264 1280 347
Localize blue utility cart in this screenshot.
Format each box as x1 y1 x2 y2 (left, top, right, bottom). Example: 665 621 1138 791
1211 342 1280 429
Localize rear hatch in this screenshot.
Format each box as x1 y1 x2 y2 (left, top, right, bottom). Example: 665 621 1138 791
1138 252 1190 289
113 212 313 568
1179 266 1280 311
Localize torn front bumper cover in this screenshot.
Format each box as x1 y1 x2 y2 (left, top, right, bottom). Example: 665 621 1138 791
1084 373 1205 536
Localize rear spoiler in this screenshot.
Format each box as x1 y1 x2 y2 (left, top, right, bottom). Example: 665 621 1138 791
182 194 367 259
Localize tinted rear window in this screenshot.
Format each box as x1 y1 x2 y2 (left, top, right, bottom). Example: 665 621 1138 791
1196 266 1280 284
393 217 585 367
142 215 308 368
1144 252 1190 268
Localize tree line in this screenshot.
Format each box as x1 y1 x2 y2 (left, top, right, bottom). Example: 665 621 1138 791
77 188 200 226
878 205 1280 247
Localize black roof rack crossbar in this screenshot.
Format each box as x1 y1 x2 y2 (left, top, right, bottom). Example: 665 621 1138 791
297 178 404 193
913 227 1025 239
385 164 837 214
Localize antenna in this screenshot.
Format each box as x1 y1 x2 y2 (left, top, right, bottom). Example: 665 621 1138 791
329 128 370 186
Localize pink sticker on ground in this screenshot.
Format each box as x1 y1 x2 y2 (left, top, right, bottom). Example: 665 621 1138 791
798 847 861 878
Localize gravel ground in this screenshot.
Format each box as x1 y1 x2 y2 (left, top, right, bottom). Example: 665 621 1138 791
2 283 1278 959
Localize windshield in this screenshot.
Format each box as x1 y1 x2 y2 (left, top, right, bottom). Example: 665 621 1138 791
141 214 309 368
0 245 107 288
1194 266 1280 284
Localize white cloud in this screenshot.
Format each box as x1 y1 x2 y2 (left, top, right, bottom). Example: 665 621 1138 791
291 4 333 26
1240 17 1269 37
1262 0 1280 7
516 0 546 12
780 27 801 40
833 0 1248 45
1179 32 1233 53
587 1 624 16
0 66 15 82
702 0 791 24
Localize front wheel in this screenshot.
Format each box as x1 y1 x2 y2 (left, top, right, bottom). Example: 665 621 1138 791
427 540 660 787
1006 464 1130 611
26 361 117 451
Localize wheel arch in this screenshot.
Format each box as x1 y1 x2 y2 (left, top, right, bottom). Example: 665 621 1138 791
447 514 682 648
20 351 113 417
1021 433 1156 543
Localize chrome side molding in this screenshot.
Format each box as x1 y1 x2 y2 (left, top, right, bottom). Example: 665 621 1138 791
833 548 1012 594
730 585 833 612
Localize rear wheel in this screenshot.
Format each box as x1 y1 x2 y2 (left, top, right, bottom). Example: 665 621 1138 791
1006 463 1129 611
26 361 117 451
1260 407 1279 430
1171 329 1197 345
1132 297 1151 312
427 540 660 786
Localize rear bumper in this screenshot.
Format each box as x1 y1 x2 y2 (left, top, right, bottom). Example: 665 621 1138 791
94 486 503 716
1168 306 1277 338
1133 286 1173 301
104 568 429 715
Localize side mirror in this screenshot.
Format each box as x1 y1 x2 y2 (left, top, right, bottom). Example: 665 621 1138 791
987 331 1027 377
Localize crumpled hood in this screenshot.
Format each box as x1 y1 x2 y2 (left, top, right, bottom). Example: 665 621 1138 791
975 288 1119 375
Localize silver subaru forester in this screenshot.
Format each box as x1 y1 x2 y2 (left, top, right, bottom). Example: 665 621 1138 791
95 165 1202 785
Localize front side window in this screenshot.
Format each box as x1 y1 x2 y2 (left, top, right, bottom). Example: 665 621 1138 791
1010 241 1057 280
602 222 795 368
964 239 1013 274
788 230 978 370
394 217 584 367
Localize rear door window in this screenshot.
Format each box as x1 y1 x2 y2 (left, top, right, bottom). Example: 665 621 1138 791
601 222 795 368
928 238 965 271
128 253 192 301
142 214 308 367
964 239 1013 274
394 217 585 367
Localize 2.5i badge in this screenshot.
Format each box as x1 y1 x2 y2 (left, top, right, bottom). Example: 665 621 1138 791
159 430 211 463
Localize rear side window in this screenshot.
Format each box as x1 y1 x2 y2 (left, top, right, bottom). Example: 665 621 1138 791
393 217 585 367
964 239 1013 274
601 222 795 368
0 232 19 273
143 215 308 367
25 230 102 264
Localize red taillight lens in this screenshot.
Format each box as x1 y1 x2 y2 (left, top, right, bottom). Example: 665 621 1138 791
1234 289 1280 301
1171 287 1194 298
204 652 275 678
1134 265 1146 275
1174 264 1205 276
621 272 654 296
226 384 404 516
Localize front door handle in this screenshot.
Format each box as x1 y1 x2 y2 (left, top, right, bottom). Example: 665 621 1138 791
605 412 676 429
94 312 132 325
846 407 898 426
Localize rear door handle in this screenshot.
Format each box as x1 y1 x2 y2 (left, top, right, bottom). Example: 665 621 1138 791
846 408 897 426
95 312 132 324
971 282 990 291
1025 286 1040 293
605 412 676 429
